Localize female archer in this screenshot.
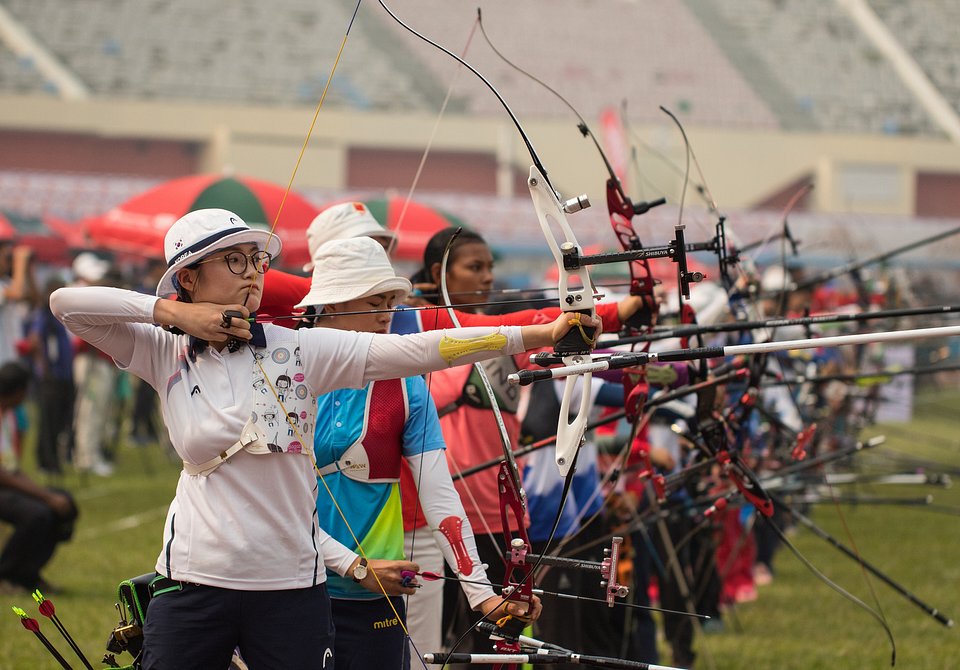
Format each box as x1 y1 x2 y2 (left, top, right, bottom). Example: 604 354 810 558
50 208 588 670
257 205 649 658
297 235 541 669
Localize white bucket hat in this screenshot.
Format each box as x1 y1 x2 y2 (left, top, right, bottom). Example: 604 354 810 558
303 202 396 271
760 265 796 293
156 208 282 297
72 252 110 283
296 236 411 309
687 281 730 327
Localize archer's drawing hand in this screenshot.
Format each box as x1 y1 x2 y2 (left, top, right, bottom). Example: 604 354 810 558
155 300 252 343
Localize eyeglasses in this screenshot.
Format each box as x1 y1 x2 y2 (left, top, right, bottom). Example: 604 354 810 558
196 250 272 275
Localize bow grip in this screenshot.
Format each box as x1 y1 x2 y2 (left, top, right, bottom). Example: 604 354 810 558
492 614 528 647
555 309 596 356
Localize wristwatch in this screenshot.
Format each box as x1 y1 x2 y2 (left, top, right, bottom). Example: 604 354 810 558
351 557 368 583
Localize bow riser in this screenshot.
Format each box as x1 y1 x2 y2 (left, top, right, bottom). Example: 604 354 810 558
528 165 597 477
528 168 597 333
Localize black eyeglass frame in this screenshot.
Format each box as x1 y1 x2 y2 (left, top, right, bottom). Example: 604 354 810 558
194 250 272 276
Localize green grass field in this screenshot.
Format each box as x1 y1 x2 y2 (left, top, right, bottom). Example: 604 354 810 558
1 391 958 669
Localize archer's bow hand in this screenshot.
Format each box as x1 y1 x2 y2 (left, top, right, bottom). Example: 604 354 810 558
617 294 658 331
478 593 543 624
520 312 602 351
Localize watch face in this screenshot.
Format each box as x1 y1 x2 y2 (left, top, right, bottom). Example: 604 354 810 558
354 562 368 581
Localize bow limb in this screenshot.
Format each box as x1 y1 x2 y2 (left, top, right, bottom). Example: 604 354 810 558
475 14 662 336
438 232 532 670
378 0 598 480
438 230 525 510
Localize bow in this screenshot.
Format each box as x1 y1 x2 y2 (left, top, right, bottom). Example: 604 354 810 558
476 8 664 344
435 229 534 667
374 4 674 667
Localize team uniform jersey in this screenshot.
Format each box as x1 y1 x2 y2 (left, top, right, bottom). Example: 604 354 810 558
315 376 445 600
51 286 527 592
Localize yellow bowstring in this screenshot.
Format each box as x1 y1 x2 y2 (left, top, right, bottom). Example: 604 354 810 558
253 355 413 639
248 0 410 640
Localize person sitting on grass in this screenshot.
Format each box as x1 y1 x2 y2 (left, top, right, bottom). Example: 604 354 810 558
0 360 78 595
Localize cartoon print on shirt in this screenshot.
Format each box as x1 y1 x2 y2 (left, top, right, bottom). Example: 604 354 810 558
276 374 292 402
294 346 302 367
286 412 300 437
249 337 315 456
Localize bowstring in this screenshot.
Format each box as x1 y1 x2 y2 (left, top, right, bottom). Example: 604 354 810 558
238 0 362 308
398 20 482 669
388 15 480 255
238 0 415 652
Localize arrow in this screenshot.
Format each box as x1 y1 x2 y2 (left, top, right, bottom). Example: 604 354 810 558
33 590 94 670
791 224 960 293
603 302 960 348
512 324 960 386
11 606 74 670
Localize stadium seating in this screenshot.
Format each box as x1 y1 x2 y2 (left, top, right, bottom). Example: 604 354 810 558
684 0 937 136
867 0 960 113
0 42 49 94
1 0 776 129
2 0 955 136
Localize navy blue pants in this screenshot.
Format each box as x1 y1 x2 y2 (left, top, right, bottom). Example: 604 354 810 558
332 596 409 670
141 582 335 670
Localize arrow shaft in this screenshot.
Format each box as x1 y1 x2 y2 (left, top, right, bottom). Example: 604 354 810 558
48 614 94 670
28 630 74 670
606 303 960 347
515 325 960 385
765 362 960 386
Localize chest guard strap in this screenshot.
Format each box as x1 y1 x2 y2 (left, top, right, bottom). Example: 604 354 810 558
316 378 408 483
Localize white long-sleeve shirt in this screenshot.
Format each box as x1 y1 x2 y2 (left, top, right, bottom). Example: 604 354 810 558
51 286 526 590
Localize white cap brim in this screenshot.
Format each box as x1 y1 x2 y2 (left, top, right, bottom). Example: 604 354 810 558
157 229 282 297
